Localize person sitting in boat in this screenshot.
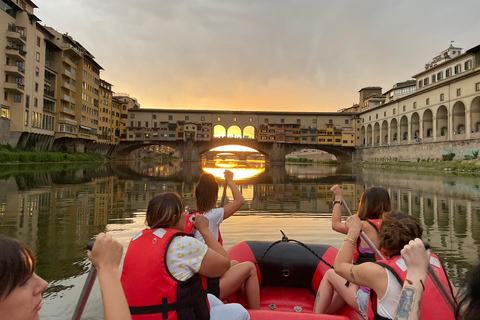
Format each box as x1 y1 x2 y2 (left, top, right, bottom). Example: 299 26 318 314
188 171 260 308
0 233 131 320
120 192 256 320
314 185 391 317
334 211 456 320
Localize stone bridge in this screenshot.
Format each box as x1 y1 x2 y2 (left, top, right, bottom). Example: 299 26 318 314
111 138 356 163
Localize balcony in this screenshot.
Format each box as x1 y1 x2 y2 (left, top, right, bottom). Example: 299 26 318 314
61 43 82 58
62 68 72 78
4 64 25 77
5 46 25 62
6 30 27 46
62 94 70 102
61 81 71 89
44 90 55 99
4 81 24 94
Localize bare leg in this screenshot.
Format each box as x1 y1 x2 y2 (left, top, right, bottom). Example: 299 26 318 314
325 292 346 314
314 269 360 314
219 261 260 309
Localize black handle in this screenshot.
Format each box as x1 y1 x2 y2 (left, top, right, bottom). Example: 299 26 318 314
86 240 95 251
423 241 430 250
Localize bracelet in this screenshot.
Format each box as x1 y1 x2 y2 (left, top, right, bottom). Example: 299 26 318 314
405 278 425 291
344 237 355 245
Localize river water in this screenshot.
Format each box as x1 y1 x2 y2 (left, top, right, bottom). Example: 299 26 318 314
0 160 479 319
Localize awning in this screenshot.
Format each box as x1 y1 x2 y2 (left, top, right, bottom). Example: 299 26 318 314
80 125 92 131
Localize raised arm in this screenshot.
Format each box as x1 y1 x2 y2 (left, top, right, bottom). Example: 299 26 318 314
334 215 387 296
222 170 244 219
194 214 231 277
87 233 132 320
330 184 347 234
393 238 430 320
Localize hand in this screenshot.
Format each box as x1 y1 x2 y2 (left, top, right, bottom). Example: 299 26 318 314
401 238 430 274
224 170 234 181
330 184 343 200
193 214 210 232
87 233 123 272
345 215 362 233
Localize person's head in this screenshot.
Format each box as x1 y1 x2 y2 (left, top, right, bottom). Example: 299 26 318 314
195 173 219 211
0 235 48 320
456 263 480 320
379 211 423 258
146 192 185 230
357 187 391 220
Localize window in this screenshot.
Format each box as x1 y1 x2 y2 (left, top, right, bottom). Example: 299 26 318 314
36 36 41 47
130 121 134 127
280 118 285 123
35 67 39 77
329 119 333 124
185 116 189 121
24 110 28 126
264 118 268 123
217 117 221 121
36 52 40 62
152 114 157 119
403 105 406 112
457 88 461 96
34 98 38 108
393 108 396 115
233 117 237 122
130 113 135 119
431 74 436 83
376 114 378 119
169 115 173 120
368 116 371 121
418 81 422 88
137 121 141 127
14 94 21 102
446 68 451 77
423 78 429 86
297 119 301 124
425 98 429 105
476 82 480 91
454 64 461 74
465 60 472 70
440 93 444 101
145 122 149 127
345 119 349 124
3 92 7 101
201 116 205 121
437 72 443 81
249 117 253 122
384 111 386 117
35 83 38 92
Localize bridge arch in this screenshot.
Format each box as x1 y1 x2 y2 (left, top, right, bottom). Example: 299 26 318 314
243 125 256 139
227 125 242 138
214 125 227 138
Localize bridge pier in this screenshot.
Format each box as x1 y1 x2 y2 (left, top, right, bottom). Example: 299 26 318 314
180 140 202 162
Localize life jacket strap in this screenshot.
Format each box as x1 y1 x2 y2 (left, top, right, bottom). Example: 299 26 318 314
129 290 207 318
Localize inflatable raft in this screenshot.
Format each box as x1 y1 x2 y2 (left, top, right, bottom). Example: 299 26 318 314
227 238 364 320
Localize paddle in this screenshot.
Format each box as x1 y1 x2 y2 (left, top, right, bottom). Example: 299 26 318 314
71 240 97 320
220 179 228 207
340 199 456 314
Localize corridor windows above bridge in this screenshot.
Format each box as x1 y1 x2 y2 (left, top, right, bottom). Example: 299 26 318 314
169 115 173 120
233 117 237 122
130 113 135 119
201 116 205 121
185 116 189 120
264 118 268 123
457 88 461 96
281 118 284 123
249 117 253 122
440 93 445 101
217 117 221 121
426 98 429 106
476 82 480 91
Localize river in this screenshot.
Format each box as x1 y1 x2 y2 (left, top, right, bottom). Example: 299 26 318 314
0 160 479 319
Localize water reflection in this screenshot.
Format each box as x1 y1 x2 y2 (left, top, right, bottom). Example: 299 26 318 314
1 161 480 318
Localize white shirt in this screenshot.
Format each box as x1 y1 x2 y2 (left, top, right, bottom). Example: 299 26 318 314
193 207 224 243
166 235 208 281
376 268 402 317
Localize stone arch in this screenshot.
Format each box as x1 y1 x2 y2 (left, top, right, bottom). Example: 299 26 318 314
390 118 398 143
470 96 480 133
361 126 366 146
243 125 256 139
226 125 242 138
422 109 433 138
374 122 380 145
366 124 372 146
382 120 388 144
411 112 420 140
400 116 408 141
436 105 448 138
452 101 466 135
213 125 226 138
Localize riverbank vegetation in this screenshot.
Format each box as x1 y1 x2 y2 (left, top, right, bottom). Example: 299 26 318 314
352 157 480 174
0 145 108 164
286 157 338 165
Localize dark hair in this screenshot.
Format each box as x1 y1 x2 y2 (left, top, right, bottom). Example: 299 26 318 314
195 173 219 211
0 235 36 299
146 192 184 229
357 187 391 220
456 263 480 320
379 211 423 258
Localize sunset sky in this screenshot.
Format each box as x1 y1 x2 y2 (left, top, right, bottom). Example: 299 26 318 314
37 0 479 112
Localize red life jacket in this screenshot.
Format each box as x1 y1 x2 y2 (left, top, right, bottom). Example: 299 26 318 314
184 211 223 245
353 219 380 264
367 253 455 320
120 228 210 320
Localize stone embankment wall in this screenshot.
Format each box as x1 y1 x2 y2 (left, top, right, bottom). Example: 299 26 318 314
0 118 10 145
355 140 480 162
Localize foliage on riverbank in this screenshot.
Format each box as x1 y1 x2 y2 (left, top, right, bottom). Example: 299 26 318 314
286 157 338 165
0 146 109 164
351 158 480 174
